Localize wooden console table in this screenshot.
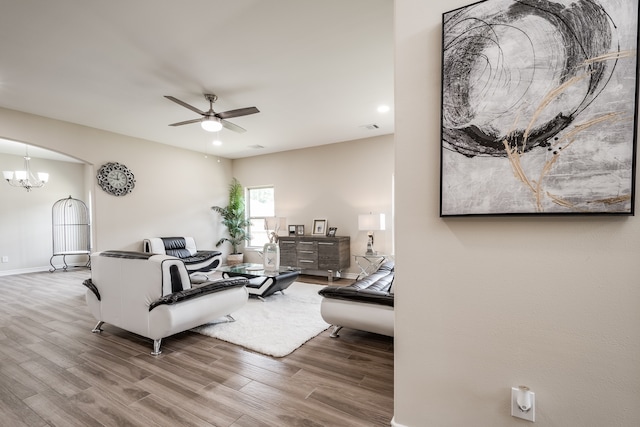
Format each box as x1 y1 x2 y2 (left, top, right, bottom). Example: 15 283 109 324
278 235 350 280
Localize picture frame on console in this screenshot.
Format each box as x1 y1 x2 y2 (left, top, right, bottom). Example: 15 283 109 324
296 225 305 235
312 219 327 235
327 227 337 237
288 225 296 236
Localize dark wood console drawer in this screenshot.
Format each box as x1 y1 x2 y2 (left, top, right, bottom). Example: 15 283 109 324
297 258 318 269
277 235 349 275
296 240 318 250
296 240 318 269
318 239 350 270
279 239 297 266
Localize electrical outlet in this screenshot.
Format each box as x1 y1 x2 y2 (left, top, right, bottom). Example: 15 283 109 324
511 387 535 422
1 256 8 263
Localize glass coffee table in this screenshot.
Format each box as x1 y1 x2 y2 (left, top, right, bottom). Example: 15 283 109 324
218 263 300 300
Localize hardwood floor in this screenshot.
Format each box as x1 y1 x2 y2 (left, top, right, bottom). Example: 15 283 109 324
0 269 394 426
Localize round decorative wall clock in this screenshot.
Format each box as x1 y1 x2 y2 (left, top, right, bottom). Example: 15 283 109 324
97 162 135 196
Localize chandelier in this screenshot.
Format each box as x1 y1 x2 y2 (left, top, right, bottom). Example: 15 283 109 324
2 145 49 192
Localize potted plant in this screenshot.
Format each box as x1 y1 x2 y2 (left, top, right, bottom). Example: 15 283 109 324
211 178 251 265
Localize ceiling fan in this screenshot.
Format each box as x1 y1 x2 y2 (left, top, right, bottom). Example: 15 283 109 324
165 93 259 133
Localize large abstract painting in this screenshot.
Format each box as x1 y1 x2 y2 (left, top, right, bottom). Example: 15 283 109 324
441 0 639 216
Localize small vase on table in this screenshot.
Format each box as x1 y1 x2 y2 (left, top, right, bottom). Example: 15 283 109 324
262 243 280 271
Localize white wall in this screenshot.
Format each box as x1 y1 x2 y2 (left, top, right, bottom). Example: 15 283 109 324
0 107 393 274
394 1 640 426
232 134 394 276
0 107 234 267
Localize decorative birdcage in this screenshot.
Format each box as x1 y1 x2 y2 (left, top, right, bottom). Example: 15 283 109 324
49 196 91 272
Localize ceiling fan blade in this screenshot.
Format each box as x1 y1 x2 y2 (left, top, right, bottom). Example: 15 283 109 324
169 118 203 127
221 119 247 133
216 107 260 120
164 96 206 115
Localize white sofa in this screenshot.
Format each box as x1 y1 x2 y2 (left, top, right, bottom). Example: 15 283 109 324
83 250 248 355
319 261 394 337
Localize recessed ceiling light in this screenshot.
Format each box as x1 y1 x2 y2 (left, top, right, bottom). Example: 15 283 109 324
377 105 390 113
212 139 222 146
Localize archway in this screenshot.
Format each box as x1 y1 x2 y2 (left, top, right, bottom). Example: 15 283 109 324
0 137 95 275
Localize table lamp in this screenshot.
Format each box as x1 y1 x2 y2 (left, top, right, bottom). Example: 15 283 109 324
358 213 385 255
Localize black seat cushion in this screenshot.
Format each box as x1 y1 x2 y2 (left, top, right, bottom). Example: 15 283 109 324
181 250 222 265
149 277 248 311
319 261 394 307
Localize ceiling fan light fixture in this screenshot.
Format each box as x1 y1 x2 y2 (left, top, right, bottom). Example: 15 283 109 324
166 94 258 133
201 118 223 132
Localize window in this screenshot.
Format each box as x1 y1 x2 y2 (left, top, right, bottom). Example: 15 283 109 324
247 186 275 248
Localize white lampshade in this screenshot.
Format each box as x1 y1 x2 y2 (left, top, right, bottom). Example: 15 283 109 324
14 170 27 180
3 171 14 180
38 172 49 183
201 118 223 132
358 213 385 231
265 217 287 231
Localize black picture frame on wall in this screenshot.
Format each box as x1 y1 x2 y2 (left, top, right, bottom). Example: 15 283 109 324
440 0 639 216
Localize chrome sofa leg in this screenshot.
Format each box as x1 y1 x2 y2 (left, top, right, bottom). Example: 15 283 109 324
151 339 162 356
329 325 343 338
92 321 104 333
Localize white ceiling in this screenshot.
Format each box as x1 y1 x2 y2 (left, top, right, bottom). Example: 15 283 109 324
0 0 394 160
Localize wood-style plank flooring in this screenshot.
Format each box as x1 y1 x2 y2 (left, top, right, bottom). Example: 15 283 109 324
0 269 394 426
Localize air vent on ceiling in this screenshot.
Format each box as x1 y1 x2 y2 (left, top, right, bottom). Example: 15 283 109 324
360 123 380 130
248 144 265 149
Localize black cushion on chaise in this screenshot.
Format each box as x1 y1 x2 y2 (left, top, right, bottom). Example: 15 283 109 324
318 261 394 307
318 261 395 337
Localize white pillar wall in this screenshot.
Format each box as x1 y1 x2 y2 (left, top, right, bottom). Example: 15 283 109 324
393 0 640 426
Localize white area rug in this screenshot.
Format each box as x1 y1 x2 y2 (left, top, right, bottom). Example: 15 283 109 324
192 282 330 357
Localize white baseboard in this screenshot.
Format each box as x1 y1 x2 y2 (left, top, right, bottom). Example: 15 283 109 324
336 271 359 280
0 266 51 276
390 416 408 427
